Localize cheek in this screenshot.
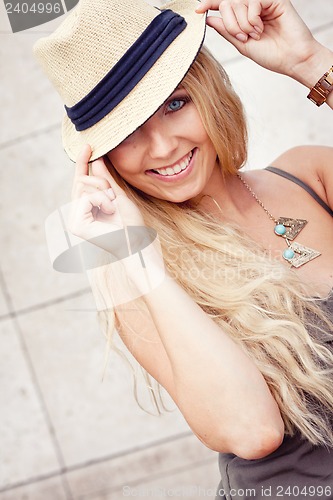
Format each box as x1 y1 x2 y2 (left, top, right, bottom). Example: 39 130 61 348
107 145 127 167
107 146 141 176
188 110 212 144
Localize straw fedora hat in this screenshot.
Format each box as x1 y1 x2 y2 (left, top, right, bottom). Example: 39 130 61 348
33 0 206 162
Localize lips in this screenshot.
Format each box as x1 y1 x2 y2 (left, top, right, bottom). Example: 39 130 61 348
146 149 195 181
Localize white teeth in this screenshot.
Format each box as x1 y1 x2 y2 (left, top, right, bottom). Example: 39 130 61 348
153 151 193 176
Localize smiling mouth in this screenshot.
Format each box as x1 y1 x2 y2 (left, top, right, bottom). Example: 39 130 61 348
148 150 193 177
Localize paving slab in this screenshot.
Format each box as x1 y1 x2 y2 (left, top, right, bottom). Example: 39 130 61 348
108 460 220 500
0 31 64 145
87 460 219 500
0 284 9 318
0 319 60 489
0 131 88 312
65 433 218 499
0 476 67 500
17 292 190 468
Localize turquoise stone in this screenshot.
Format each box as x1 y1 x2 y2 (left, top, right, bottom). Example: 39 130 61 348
274 224 286 236
283 248 295 260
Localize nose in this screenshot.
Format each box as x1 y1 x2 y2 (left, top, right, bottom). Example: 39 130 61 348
143 116 178 160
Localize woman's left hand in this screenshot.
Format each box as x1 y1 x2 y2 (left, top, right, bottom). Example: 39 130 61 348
196 0 319 79
70 145 146 244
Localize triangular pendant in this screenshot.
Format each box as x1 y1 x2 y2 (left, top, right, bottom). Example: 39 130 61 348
284 241 321 268
278 217 308 241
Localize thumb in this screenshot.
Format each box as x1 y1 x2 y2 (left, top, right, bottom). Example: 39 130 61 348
195 0 220 13
90 156 127 197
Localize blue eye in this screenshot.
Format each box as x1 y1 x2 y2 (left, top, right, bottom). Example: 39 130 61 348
168 99 184 111
166 96 190 113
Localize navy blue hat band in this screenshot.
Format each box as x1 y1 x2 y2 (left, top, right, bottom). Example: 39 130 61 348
65 9 187 132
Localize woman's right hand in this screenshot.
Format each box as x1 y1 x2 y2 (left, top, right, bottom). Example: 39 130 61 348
70 144 145 243
196 0 333 98
197 0 317 76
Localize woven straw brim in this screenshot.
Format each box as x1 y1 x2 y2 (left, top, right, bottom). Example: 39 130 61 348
62 0 206 162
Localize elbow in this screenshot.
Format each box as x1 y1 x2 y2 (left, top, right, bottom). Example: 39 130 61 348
197 421 285 460
234 424 285 460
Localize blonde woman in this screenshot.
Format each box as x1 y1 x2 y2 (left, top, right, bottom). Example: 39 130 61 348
34 0 333 498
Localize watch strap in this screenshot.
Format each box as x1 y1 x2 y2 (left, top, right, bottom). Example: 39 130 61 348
307 65 333 106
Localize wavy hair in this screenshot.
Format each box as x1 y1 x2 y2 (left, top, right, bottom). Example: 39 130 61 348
93 47 333 447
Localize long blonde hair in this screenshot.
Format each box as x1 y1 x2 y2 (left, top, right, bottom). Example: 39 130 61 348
93 47 333 446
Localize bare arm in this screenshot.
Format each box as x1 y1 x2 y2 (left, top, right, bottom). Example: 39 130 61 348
122 270 284 459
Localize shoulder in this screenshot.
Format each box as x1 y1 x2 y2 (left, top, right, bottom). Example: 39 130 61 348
270 145 333 177
269 145 333 209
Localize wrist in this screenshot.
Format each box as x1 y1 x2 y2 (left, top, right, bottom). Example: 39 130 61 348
289 42 333 90
87 237 167 311
122 238 167 295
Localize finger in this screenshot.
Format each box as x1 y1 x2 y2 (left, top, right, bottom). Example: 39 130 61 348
81 175 111 192
80 185 116 198
75 144 92 177
195 0 221 13
219 2 249 41
206 15 227 37
232 2 261 38
78 190 116 217
72 175 111 200
207 15 248 49
247 1 264 33
69 193 116 240
90 157 126 197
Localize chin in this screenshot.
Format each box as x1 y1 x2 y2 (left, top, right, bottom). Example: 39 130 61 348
162 193 194 204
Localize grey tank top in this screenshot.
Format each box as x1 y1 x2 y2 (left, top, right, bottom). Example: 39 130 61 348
216 297 333 500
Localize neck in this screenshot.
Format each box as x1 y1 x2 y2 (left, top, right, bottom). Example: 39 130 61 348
192 166 247 221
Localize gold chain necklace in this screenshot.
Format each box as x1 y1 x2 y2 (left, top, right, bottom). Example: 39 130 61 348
237 173 321 268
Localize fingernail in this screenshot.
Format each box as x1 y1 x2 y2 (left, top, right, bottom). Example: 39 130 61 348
236 33 248 42
254 25 262 33
249 32 260 40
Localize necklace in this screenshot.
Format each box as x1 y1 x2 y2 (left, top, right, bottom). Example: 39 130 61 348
237 173 321 268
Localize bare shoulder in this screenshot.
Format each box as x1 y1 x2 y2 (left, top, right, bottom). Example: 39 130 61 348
270 145 333 208
270 145 333 178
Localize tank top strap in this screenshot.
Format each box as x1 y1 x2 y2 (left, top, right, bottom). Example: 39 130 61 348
265 166 333 217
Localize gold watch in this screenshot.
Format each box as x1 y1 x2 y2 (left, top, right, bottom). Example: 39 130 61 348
307 66 333 106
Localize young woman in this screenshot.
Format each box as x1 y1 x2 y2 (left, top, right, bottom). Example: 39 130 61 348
34 0 333 498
